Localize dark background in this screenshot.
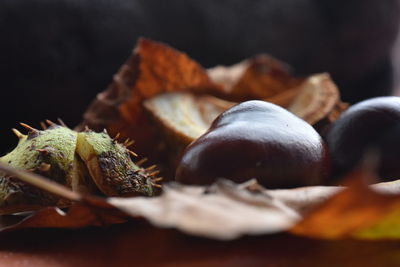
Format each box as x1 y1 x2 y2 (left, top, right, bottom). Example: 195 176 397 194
0 0 399 151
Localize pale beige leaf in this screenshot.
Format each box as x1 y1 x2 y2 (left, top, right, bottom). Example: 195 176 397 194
109 179 300 240
144 92 235 145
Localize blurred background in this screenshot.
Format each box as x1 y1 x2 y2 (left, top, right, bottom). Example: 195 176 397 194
0 0 399 151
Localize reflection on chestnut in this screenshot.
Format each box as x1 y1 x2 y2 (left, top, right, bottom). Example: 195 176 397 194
326 96 400 182
176 100 329 189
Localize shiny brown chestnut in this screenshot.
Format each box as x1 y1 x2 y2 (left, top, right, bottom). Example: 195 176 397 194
176 100 329 188
326 96 400 182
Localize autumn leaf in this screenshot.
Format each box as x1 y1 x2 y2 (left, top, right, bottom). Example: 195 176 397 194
290 158 400 240
143 92 236 151
208 55 302 100
78 38 221 162
108 180 300 240
0 202 127 233
290 170 394 239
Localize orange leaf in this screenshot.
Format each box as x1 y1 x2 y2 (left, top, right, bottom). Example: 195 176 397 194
78 38 221 160
291 167 400 239
209 55 303 101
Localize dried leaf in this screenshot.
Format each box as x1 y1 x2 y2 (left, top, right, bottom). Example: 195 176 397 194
207 60 248 92
208 57 347 131
78 38 221 160
109 179 300 240
290 166 400 240
287 73 341 125
1 202 127 233
268 186 342 215
263 87 300 108
144 92 235 146
353 204 400 239
107 164 400 240
208 55 302 100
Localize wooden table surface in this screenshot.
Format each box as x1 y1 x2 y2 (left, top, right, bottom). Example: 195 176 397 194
0 221 400 267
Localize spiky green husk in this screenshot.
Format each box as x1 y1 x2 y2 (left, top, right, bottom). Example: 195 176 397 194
0 125 79 213
76 131 154 197
0 124 158 214
1 125 77 176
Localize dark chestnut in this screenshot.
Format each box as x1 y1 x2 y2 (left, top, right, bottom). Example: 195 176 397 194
176 100 329 188
326 96 400 182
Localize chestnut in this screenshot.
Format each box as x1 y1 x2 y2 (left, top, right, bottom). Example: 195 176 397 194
325 96 400 182
176 100 329 188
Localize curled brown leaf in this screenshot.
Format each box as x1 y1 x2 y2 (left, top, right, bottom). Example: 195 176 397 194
78 38 222 161
208 55 302 100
